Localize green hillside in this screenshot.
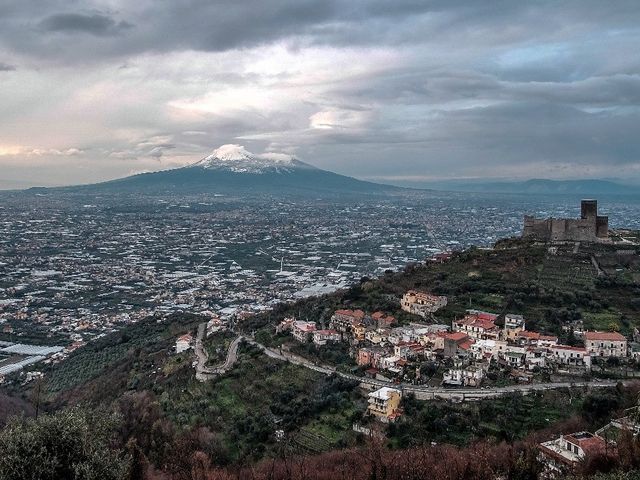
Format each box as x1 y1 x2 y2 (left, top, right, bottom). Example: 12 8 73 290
245 237 640 339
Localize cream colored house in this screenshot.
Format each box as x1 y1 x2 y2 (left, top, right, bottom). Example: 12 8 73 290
400 290 447 317
584 331 628 357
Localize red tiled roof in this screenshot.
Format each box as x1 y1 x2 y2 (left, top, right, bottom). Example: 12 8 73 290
459 340 474 350
584 331 626 341
445 332 469 342
539 335 559 341
518 331 540 339
565 433 608 457
458 315 497 330
315 329 338 335
478 319 497 329
552 345 587 352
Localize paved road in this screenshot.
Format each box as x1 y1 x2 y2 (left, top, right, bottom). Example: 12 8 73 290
195 323 242 382
245 337 624 401
217 336 242 372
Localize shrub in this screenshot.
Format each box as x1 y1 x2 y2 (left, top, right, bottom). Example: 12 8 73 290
0 408 129 480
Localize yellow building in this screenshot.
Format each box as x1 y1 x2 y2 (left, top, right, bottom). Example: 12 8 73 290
352 323 366 341
367 387 402 423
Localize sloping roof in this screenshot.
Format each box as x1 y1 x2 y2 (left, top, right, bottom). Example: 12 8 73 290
334 309 365 320
552 345 587 353
445 332 469 342
315 329 338 335
585 331 626 341
458 340 474 350
518 331 540 339
458 315 497 330
565 432 608 457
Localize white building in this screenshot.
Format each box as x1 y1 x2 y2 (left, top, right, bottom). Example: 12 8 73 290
176 333 193 353
504 314 526 331
442 365 485 387
470 339 508 360
539 431 607 476
312 329 341 346
549 345 591 371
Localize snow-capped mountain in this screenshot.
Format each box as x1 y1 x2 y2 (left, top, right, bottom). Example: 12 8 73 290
193 144 310 174
57 144 402 196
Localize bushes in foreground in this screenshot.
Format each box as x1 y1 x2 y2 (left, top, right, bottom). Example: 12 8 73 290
0 408 129 480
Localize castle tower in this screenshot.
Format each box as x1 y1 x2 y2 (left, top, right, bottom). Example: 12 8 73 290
581 199 598 221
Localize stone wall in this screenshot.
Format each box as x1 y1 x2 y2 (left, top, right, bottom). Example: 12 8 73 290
522 200 608 242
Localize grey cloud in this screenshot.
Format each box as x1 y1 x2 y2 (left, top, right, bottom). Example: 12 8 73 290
2 0 640 185
0 62 15 71
0 0 636 65
39 13 133 36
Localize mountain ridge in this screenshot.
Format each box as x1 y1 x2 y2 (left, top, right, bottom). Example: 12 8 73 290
393 178 639 196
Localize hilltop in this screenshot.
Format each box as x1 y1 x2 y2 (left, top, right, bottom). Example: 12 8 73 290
246 236 640 337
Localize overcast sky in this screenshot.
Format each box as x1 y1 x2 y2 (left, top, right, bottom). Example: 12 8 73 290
1 1 639 188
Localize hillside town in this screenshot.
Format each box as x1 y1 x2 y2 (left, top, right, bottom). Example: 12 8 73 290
271 287 639 478
275 290 633 418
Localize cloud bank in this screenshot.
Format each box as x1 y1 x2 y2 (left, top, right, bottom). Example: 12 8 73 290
0 0 639 187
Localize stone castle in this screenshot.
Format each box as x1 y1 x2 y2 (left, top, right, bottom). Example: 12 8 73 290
523 199 608 242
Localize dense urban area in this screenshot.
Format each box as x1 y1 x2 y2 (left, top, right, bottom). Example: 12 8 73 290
1 191 640 479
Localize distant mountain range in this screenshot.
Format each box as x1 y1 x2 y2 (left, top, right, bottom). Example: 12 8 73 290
55 145 399 196
22 146 639 198
410 178 639 196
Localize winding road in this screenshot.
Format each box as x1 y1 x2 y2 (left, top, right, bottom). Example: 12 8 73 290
195 328 625 401
243 337 624 401
194 323 243 382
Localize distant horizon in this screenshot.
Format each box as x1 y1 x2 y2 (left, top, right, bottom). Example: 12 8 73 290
2 151 639 193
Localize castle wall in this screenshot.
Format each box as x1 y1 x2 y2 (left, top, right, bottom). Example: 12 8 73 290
550 219 568 240
596 216 609 238
564 218 597 242
522 200 608 242
523 216 554 239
